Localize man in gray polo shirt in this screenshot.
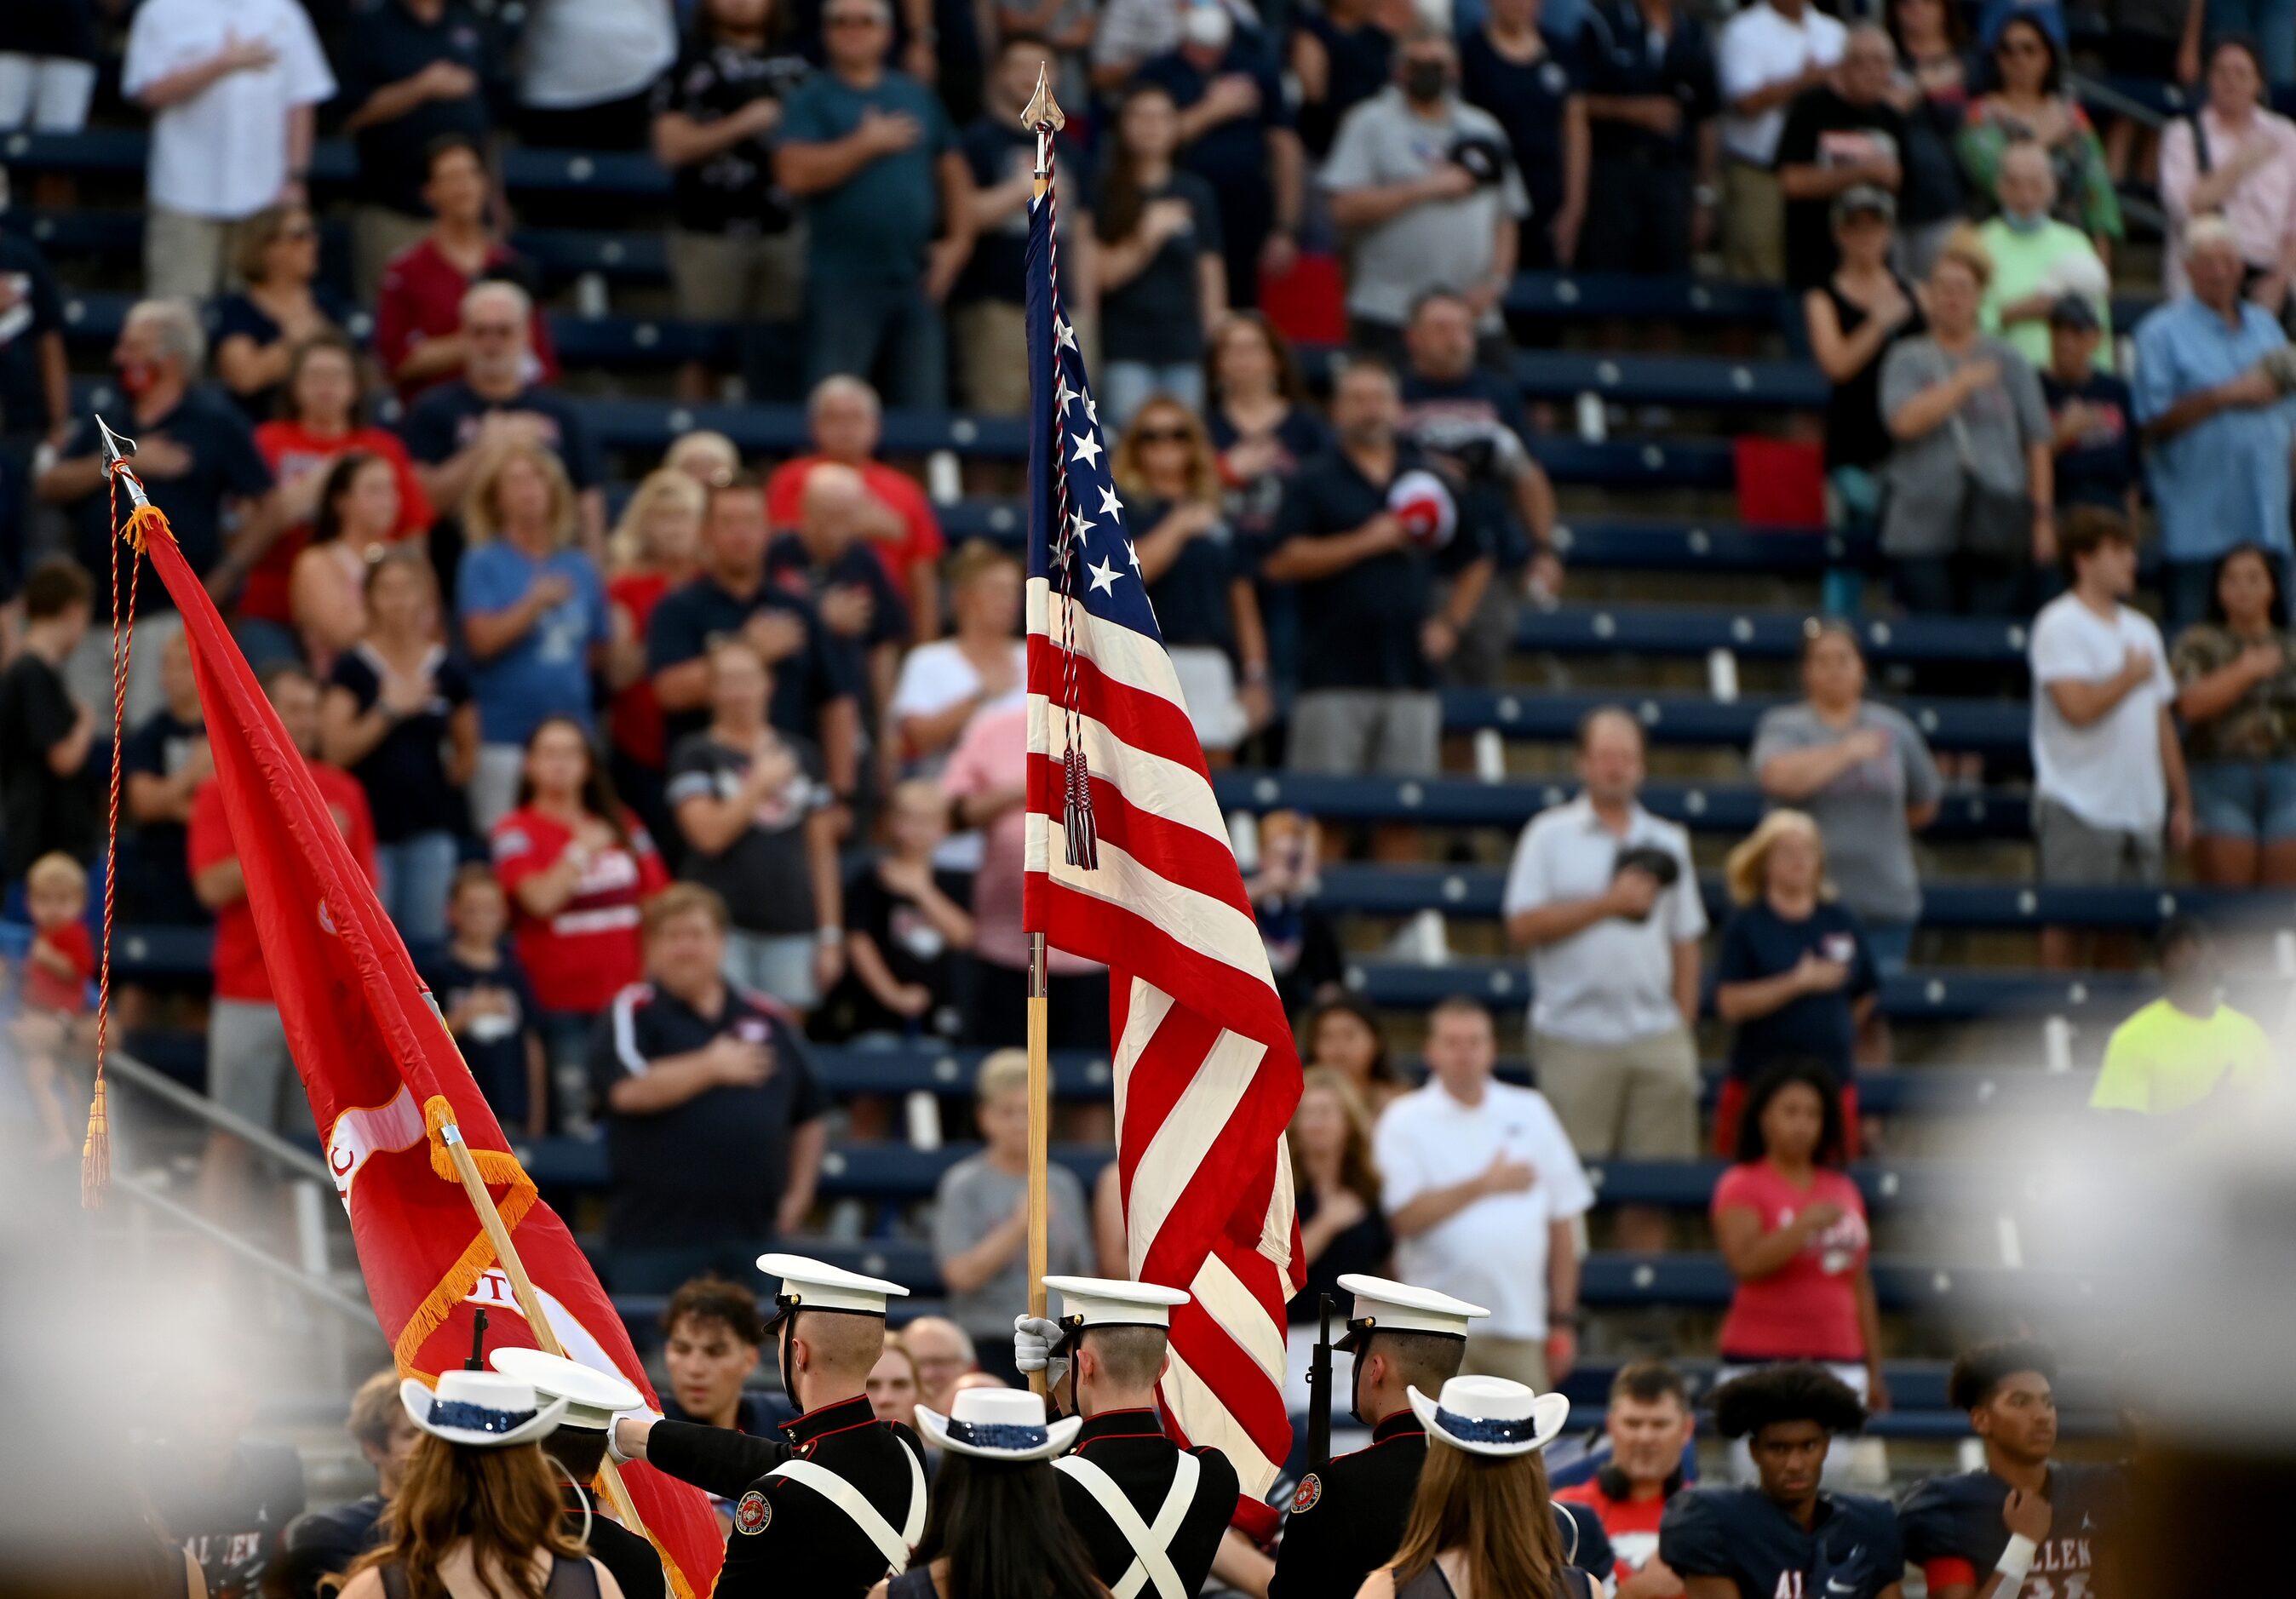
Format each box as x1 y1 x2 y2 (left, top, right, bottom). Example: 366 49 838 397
1323 24 1529 368
1502 707 1704 1252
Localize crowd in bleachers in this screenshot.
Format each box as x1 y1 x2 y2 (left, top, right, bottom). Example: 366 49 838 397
3 5 2296 1579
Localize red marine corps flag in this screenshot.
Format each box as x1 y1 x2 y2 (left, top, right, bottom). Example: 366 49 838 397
1015 93 1306 1516
93 435 722 1598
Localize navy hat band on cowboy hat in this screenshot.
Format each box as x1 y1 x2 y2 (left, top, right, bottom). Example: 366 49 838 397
401 1369 571 1448
1407 1375 1571 1459
915 1388 1084 1464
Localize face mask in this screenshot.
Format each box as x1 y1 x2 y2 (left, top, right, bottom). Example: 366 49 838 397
2002 209 2047 232
116 358 158 398
1403 60 1451 101
1182 4 1231 50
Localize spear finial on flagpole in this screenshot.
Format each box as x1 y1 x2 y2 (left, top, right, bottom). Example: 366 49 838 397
1021 60 1065 134
96 416 150 512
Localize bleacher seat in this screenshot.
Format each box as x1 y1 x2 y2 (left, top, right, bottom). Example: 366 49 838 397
1346 959 2153 1019
1516 605 2033 668
1208 771 2034 841
1440 690 2032 756
1309 865 2281 933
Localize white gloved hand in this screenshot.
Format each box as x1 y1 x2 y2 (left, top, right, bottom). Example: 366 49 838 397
1013 1314 1070 1390
607 1408 657 1464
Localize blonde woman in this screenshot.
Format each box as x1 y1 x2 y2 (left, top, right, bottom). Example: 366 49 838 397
662 428 741 490
1710 811 1876 1156
1110 396 1271 754
456 442 609 829
606 469 708 829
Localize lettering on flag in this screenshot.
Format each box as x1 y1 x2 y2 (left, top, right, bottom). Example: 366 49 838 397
325 1085 425 1205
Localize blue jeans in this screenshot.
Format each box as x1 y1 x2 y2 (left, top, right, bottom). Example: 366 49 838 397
2214 0 2296 85
2190 758 2296 840
375 831 460 951
1100 360 1207 433
805 272 947 410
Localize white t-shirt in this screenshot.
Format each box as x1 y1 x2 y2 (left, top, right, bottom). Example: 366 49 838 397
888 639 1028 869
518 0 679 109
1717 1 1846 166
123 0 336 220
2029 593 2174 833
1501 795 1707 1045
1375 1079 1593 1340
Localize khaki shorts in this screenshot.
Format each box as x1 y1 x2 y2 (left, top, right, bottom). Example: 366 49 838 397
670 227 806 324
1461 1334 1549 1391
953 300 1030 415
146 207 251 302
1722 161 1786 284
1533 1023 1701 1158
1288 690 1440 777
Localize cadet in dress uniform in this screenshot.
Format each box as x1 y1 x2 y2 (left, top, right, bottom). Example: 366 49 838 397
1361 1375 1603 1599
1009 1276 1240 1599
1660 1365 1904 1599
1268 1275 1490 1599
1897 1340 2125 1599
488 1349 668 1599
611 1254 929 1599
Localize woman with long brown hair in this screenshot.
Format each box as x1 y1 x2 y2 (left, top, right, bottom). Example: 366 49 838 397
336 1369 627 1599
1088 83 1226 428
1111 396 1271 754
1356 1375 1595 1599
1283 1067 1392 1408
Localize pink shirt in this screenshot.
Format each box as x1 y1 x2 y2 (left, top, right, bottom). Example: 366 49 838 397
939 703 1101 976
2160 106 2296 292
1712 1161 1870 1362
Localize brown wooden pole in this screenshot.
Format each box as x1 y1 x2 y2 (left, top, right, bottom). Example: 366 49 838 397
439 1124 651 1538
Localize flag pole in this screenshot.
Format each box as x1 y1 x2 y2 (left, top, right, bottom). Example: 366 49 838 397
1021 62 1065 1401
437 1121 651 1538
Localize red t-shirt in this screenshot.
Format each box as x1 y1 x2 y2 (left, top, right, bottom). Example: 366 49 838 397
23 920 95 1015
188 765 378 1004
374 236 561 401
606 570 674 770
490 805 669 1016
246 423 433 625
1555 1479 1669 1581
1713 1162 1871 1362
764 456 944 587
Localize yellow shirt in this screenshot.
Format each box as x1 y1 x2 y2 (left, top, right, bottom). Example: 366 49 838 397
2089 998 2274 1115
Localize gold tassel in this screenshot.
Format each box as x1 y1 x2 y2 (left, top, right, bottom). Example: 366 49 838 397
80 1075 111 1211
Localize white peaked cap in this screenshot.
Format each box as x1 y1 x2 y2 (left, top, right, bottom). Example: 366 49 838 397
1335 1273 1490 1340
758 1252 910 1315
1044 1275 1191 1332
489 1348 642 1431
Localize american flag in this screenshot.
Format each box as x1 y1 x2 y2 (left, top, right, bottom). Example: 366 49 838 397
1019 124 1305 1506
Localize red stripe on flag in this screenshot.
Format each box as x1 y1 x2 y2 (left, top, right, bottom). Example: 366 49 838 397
1023 753 1257 926
1027 634 1211 777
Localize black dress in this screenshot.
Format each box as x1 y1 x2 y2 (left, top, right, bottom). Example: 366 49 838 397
1819 274 1926 475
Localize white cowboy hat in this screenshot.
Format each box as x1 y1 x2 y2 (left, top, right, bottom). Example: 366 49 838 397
400 1369 570 1449
1407 1374 1570 1459
913 1386 1083 1463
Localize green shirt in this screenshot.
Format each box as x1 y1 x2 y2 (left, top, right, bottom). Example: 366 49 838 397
2090 997 2274 1115
778 67 955 280
1977 217 2112 371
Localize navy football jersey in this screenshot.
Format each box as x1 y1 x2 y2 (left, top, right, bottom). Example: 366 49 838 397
1897 1464 2124 1598
1662 1484 1902 1599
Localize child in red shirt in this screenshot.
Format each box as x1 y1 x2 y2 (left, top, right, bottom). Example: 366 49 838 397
10 852 95 1156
